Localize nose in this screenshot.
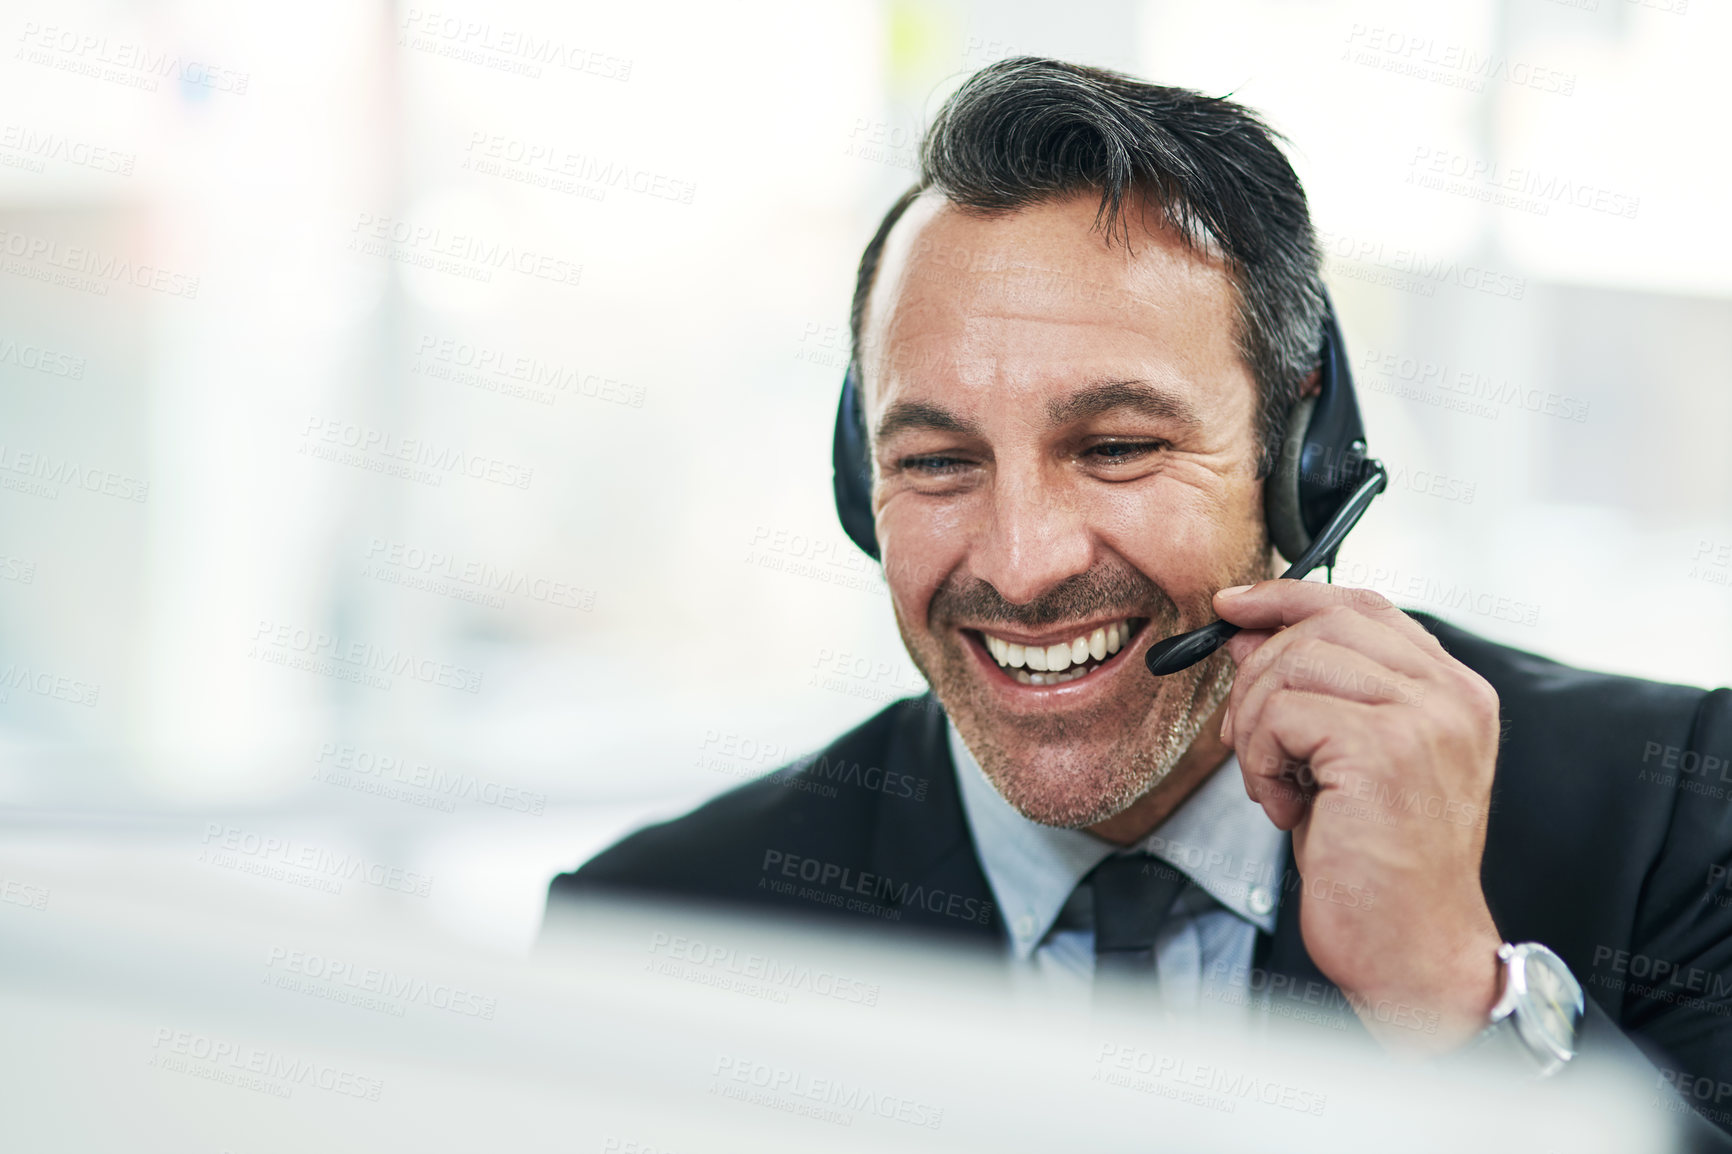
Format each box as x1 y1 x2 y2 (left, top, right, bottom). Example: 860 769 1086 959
965 461 1095 606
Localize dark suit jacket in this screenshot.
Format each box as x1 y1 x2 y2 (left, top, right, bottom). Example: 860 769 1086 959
549 612 1732 1145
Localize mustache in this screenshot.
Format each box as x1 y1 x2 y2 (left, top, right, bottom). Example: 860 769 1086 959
929 564 1175 631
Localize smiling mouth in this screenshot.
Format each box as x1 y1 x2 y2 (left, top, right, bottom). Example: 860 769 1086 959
965 618 1149 686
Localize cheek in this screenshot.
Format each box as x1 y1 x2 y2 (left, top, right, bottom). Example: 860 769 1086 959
877 498 970 626
1095 478 1263 586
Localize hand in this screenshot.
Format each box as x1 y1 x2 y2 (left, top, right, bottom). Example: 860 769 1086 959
1214 580 1504 1053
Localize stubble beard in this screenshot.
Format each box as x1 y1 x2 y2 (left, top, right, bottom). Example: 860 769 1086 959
892 548 1266 829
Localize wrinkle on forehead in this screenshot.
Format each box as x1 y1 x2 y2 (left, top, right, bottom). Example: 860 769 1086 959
858 191 1241 413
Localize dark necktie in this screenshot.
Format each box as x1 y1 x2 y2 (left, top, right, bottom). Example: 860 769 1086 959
1088 853 1192 985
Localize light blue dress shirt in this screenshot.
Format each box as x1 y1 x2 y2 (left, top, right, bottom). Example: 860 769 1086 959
948 720 1289 1015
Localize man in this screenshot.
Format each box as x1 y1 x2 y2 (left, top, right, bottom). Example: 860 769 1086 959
549 58 1732 1141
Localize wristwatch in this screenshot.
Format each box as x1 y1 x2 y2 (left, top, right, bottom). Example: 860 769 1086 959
1473 941 1585 1077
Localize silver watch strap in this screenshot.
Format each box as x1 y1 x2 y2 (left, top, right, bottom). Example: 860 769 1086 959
1467 1010 1566 1078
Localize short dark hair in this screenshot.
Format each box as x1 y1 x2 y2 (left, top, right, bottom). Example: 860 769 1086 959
849 56 1325 478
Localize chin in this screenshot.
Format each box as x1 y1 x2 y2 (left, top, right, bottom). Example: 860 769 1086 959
983 743 1169 829
936 648 1235 831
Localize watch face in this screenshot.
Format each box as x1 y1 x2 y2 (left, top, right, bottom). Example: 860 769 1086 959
1516 947 1583 1060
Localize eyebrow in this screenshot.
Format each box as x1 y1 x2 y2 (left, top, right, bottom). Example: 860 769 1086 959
1046 379 1202 429
873 378 1202 445
875 401 983 443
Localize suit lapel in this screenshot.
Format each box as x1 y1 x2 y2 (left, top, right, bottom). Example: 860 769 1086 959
864 695 1003 942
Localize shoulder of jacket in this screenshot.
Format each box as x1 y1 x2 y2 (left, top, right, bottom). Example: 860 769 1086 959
1406 609 1716 727
550 695 928 898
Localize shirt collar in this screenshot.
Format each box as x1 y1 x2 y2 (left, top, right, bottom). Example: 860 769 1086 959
948 718 1286 960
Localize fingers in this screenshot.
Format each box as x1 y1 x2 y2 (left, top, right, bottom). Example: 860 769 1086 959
1228 637 1423 760
1236 693 1374 831
1214 580 1449 663
1240 749 1311 831
1220 600 1428 757
1223 627 1276 670
1214 579 1487 834
1261 599 1438 681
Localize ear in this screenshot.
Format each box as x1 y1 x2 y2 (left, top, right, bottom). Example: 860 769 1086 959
1297 366 1322 401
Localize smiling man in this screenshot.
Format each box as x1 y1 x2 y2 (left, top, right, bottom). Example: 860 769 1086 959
868 188 1263 839
548 58 1732 1141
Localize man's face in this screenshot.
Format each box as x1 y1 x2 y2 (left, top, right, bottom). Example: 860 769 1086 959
860 192 1273 829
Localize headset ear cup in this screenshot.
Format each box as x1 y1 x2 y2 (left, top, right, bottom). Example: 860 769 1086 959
1265 394 1316 565
832 366 880 559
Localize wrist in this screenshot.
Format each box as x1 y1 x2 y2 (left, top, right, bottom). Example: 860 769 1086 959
1354 925 1504 1055
1433 926 1507 1047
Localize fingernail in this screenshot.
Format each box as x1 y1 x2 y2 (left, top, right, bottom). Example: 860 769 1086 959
1219 705 1232 743
1218 585 1253 598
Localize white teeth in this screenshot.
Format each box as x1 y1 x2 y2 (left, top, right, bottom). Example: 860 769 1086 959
983 619 1136 681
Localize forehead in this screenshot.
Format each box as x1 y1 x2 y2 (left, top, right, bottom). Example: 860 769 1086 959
859 191 1241 403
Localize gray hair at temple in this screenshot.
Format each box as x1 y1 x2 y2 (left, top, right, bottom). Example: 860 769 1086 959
848 55 1327 479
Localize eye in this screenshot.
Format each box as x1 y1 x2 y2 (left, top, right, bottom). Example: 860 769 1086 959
900 455 972 475
1084 440 1167 463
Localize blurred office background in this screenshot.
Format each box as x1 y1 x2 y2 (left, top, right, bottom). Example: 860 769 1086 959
0 0 1727 954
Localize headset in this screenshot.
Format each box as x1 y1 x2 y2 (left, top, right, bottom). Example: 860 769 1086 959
831 287 1389 677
